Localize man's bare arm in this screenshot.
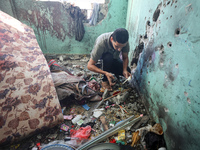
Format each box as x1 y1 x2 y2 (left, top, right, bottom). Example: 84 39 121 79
87 58 115 86
87 58 106 74
122 52 131 78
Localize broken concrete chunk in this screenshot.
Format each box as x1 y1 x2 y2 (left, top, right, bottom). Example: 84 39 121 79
58 55 64 61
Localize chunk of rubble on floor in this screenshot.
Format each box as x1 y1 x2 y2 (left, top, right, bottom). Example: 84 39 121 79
2 55 166 150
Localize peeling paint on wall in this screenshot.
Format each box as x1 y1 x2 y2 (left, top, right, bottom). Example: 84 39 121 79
0 0 128 54
17 3 68 40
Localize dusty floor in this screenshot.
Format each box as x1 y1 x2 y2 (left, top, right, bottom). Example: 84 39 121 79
1 54 164 150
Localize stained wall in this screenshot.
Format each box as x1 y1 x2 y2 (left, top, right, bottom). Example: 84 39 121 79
0 0 128 54
1 0 200 149
126 0 200 149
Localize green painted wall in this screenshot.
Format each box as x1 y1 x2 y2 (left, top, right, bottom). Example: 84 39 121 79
2 0 200 149
0 1 15 17
126 0 200 149
0 0 128 54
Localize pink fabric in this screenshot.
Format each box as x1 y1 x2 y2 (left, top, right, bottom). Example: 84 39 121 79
0 11 63 146
87 79 101 91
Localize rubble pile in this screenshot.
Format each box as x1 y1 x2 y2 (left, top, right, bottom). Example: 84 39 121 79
1 54 166 150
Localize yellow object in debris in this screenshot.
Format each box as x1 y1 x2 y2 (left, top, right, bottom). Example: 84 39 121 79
131 131 140 147
100 88 104 93
118 87 123 92
118 130 125 140
10 144 20 149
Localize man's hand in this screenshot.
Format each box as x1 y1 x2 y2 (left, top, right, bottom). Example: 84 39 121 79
105 72 115 87
87 59 115 90
123 70 131 79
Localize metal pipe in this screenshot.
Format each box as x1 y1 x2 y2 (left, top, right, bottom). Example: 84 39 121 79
77 115 142 150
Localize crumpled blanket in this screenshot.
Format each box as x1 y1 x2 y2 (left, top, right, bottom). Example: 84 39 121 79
51 71 101 105
51 71 83 100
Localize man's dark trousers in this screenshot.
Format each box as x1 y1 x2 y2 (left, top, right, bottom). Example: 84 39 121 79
99 52 131 81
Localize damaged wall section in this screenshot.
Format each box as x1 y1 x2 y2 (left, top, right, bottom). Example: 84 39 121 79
127 0 200 150
0 0 128 54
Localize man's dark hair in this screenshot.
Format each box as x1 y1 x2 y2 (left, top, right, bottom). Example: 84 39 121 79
112 28 129 44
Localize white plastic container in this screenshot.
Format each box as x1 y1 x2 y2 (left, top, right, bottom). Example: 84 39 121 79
72 115 82 124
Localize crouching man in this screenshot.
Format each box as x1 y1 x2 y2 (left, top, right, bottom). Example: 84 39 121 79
87 28 131 91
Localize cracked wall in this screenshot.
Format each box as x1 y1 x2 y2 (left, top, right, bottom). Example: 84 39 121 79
127 0 200 149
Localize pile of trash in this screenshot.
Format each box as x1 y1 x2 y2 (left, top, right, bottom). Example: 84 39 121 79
2 55 167 150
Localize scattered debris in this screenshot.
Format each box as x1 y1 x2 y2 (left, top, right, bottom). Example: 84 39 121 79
1 54 166 150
